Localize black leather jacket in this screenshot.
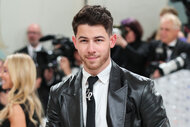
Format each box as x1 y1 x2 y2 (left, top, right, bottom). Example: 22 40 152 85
46 61 170 127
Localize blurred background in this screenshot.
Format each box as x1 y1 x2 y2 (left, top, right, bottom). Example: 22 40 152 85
0 0 190 126
0 0 187 56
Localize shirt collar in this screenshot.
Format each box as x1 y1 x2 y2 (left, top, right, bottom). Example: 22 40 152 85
82 60 112 85
168 39 177 47
28 43 42 52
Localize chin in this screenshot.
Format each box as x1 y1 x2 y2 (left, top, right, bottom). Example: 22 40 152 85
86 64 99 70
2 85 8 90
85 62 100 70
2 84 11 90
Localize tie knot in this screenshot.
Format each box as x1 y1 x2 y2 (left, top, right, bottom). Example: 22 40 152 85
167 46 174 50
87 76 98 88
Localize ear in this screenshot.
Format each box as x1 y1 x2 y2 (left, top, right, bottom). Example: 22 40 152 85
72 36 77 49
110 34 117 48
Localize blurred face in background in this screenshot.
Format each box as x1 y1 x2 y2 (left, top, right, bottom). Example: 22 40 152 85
160 20 179 44
1 61 13 90
27 24 42 48
124 27 136 43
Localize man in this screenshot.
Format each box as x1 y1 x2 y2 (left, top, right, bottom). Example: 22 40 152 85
15 23 46 59
146 13 190 78
46 5 170 127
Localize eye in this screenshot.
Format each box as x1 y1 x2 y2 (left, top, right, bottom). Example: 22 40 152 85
3 69 7 73
95 39 103 42
79 39 88 43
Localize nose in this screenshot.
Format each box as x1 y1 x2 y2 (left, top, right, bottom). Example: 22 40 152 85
87 41 96 54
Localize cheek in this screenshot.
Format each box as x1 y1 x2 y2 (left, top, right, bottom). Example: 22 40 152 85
77 48 85 57
131 32 136 39
6 76 13 87
8 80 13 88
127 33 133 39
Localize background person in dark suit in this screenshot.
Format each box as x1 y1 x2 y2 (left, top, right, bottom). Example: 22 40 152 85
146 13 190 78
15 23 46 58
15 24 53 113
46 5 170 127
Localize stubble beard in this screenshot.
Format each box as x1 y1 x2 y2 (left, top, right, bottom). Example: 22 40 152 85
82 51 110 73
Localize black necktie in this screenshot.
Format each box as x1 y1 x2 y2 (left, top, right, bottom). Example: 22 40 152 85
86 76 98 127
167 46 174 50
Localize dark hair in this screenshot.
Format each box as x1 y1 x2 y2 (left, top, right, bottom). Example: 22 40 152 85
72 5 113 35
121 18 143 41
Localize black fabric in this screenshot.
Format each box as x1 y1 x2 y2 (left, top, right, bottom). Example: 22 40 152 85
46 61 170 127
111 40 149 76
0 104 40 127
145 39 190 77
86 76 98 127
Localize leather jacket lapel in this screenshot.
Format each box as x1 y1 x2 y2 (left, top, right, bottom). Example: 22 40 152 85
63 70 84 127
107 61 128 127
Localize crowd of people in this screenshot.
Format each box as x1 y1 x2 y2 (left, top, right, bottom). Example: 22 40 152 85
112 6 190 78
0 4 189 127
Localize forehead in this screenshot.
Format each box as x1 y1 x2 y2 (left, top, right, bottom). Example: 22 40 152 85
160 20 174 28
27 25 40 32
76 24 109 38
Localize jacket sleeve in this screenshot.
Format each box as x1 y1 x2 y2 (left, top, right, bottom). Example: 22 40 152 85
140 80 170 127
46 85 62 127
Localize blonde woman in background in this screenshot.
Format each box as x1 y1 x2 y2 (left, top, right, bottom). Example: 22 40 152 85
0 53 43 127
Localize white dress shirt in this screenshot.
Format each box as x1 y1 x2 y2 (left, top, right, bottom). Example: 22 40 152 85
166 39 177 61
27 43 42 58
82 61 111 127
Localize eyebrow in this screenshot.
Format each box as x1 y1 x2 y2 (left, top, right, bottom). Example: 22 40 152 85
94 36 105 39
78 36 88 39
78 36 105 39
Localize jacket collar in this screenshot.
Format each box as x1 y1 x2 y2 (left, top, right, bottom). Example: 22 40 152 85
64 60 128 127
106 61 128 127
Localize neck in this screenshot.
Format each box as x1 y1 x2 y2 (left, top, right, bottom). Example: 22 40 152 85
30 42 39 48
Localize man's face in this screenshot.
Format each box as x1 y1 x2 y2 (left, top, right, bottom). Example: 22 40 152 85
27 25 42 47
72 24 116 75
160 20 179 44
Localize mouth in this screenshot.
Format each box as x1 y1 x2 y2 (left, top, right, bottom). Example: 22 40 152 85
86 56 98 61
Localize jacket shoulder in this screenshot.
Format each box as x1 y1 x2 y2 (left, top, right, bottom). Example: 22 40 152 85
120 67 153 87
50 74 77 95
15 46 28 54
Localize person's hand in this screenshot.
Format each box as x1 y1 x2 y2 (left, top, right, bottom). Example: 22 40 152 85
0 91 9 105
35 77 42 89
116 34 128 48
60 57 71 75
151 69 161 79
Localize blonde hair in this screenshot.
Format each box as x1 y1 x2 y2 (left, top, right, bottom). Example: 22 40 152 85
0 53 43 125
160 13 181 30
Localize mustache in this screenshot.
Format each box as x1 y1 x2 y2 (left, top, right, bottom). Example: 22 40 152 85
85 54 98 58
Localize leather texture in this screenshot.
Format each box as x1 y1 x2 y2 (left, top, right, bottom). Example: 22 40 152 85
46 61 170 127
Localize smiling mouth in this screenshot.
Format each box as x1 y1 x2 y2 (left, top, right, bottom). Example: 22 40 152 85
86 56 98 61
